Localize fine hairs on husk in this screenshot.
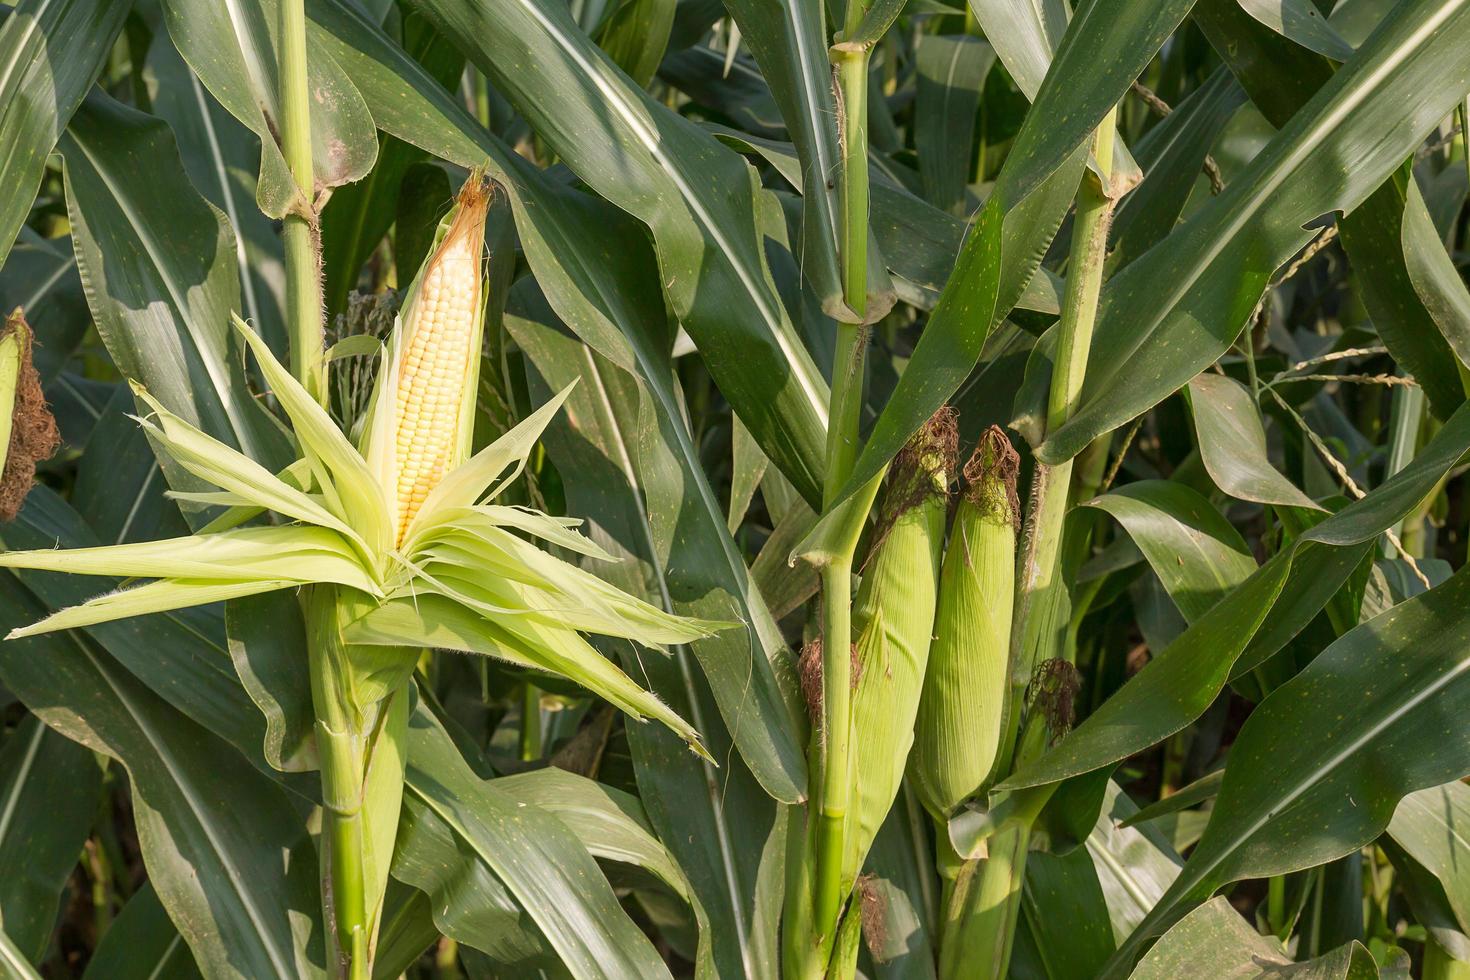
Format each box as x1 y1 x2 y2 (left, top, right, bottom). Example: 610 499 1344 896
0 310 60 521
962 425 1021 532
866 406 957 564
856 874 889 960
1029 657 1082 743
797 636 862 725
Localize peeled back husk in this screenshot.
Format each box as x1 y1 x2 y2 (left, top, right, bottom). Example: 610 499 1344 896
911 426 1018 825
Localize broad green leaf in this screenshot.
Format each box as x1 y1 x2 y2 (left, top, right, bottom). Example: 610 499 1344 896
729 417 768 532
72 388 189 545
512 292 791 978
1040 0 1470 463
599 0 676 88
82 883 203 980
0 578 324 980
1128 897 1378 979
816 0 1194 536
227 592 316 773
964 0 1065 102
1086 481 1258 622
158 0 378 216
1109 69 1246 271
59 93 292 487
1400 175 1470 374
408 0 831 506
144 29 288 353
0 928 40 980
1236 0 1356 61
1003 400 1470 794
501 218 807 799
398 704 675 980
1023 846 1117 980
371 884 442 980
1188 373 1321 510
1339 170 1469 419
1388 782 1470 937
0 230 89 383
492 767 694 904
0 0 128 267
1106 564 1470 973
715 0 862 320
1086 783 1183 945
0 714 104 962
915 36 994 214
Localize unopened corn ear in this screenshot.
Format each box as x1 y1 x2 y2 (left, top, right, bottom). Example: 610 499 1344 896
361 171 494 547
911 425 1018 825
841 407 955 887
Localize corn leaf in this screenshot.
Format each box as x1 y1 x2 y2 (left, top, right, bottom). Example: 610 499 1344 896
1003 400 1470 794
514 304 789 978
156 0 378 216
0 715 105 962
80 884 202 980
1042 0 1470 463
59 94 292 482
0 0 129 267
0 575 324 979
399 705 677 980
1104 564 1470 973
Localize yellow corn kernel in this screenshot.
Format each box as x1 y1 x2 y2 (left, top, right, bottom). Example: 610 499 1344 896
391 176 491 544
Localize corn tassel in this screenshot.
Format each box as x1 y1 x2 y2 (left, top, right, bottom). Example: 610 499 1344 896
911 426 1019 831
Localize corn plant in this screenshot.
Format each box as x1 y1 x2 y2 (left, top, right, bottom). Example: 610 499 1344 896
2 0 1470 977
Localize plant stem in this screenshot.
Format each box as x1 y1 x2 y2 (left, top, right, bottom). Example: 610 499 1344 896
1013 107 1119 691
833 43 869 326
960 107 1119 980
278 0 326 405
520 682 542 761
307 588 371 979
807 28 879 948
814 561 852 933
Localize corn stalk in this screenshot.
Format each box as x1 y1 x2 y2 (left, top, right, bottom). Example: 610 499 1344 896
943 107 1121 980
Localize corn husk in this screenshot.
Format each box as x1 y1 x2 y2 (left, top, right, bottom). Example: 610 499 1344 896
841 408 955 887
911 425 1019 823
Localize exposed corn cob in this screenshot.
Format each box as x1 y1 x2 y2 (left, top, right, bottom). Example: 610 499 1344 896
375 173 492 546
911 426 1019 824
842 408 954 886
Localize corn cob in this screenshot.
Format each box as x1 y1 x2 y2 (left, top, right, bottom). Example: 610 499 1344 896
842 408 954 885
911 425 1019 824
386 174 492 545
